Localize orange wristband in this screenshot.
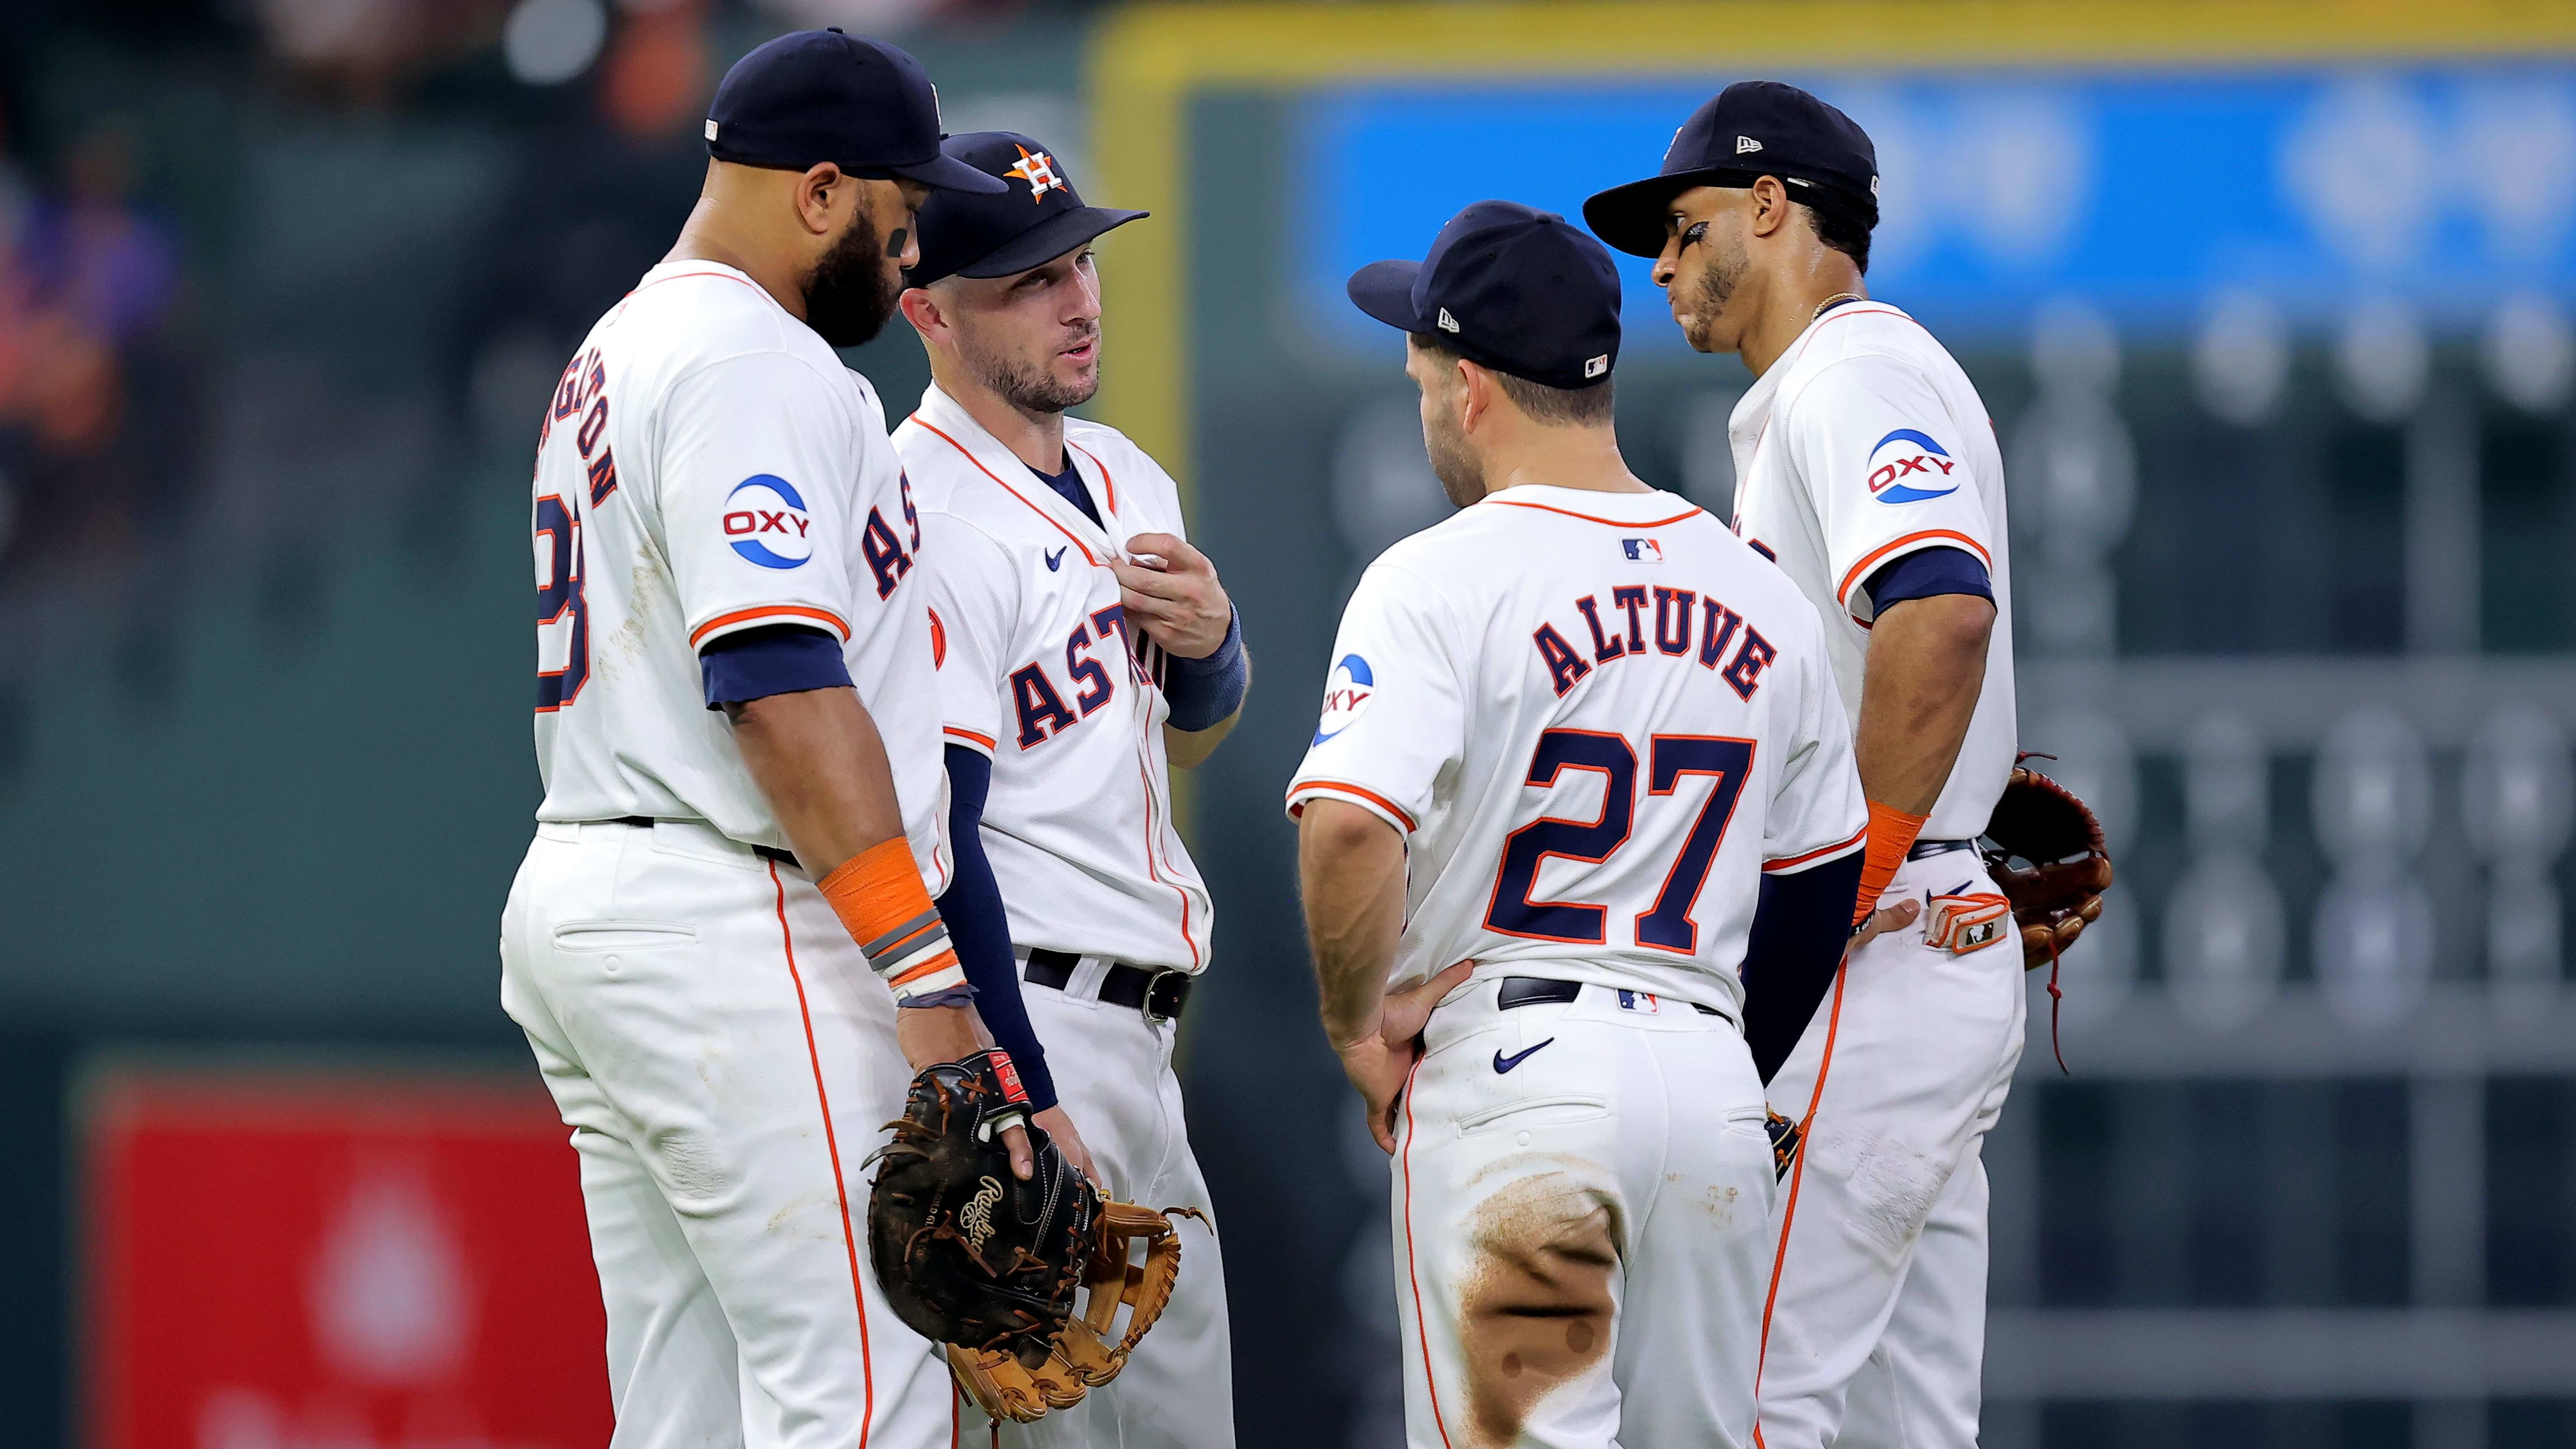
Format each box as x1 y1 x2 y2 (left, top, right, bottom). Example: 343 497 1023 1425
1853 800 1929 926
817 839 964 1003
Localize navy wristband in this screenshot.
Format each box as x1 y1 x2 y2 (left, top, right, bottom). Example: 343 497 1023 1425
1162 610 1247 732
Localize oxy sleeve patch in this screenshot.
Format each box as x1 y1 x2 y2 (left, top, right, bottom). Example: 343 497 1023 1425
1313 653 1374 744
1864 429 1962 504
724 474 816 568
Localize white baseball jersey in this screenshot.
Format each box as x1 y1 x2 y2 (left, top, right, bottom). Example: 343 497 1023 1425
1727 300 2016 842
528 260 949 887
1285 485 1866 1018
894 384 1212 972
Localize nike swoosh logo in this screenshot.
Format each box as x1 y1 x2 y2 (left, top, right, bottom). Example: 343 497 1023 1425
1045 547 1066 571
1492 1039 1555 1074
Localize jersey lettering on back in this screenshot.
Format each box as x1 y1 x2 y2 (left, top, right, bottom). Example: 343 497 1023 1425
1531 585 1772 700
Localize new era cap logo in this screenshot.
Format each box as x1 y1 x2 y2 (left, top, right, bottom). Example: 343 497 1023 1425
704 120 718 141
1585 354 1609 378
1736 134 1763 154
1437 307 1460 333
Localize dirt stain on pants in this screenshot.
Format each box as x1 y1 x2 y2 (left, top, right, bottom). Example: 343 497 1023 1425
1458 1170 1618 1448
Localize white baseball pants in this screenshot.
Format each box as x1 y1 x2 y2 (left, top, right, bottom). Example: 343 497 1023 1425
500 819 956 1449
1390 976 1780 1449
972 974 1235 1449
1754 848 2027 1449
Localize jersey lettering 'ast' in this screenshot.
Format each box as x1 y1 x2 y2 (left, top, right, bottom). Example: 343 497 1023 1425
897 385 1213 974
527 260 950 886
1286 485 1867 1017
1727 301 2018 840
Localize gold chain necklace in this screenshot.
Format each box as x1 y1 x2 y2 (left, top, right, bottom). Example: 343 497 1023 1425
1812 291 1865 322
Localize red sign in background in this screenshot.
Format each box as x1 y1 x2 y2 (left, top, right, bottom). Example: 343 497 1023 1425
87 1067 612 1449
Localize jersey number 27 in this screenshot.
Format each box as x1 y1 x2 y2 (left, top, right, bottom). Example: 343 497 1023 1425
1487 729 1754 955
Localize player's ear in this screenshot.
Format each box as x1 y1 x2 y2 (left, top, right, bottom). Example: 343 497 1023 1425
1455 356 1495 431
898 286 947 342
795 162 847 237
1747 176 1790 240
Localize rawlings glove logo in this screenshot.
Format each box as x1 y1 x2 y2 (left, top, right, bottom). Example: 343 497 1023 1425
959 1175 1003 1251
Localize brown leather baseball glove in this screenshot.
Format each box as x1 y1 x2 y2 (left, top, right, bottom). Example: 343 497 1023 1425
1978 764 2114 971
866 1050 1083 1369
864 1049 1195 1425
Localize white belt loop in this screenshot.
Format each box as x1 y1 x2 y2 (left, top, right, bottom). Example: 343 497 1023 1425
1067 954 1114 999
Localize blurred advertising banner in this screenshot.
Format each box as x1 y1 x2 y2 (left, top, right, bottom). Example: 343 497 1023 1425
84 1064 608 1449
1295 64 2576 347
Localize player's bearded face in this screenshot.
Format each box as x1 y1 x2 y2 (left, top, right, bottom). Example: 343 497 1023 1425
804 209 905 348
959 319 1099 415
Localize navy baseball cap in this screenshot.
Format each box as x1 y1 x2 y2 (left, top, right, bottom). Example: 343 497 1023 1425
1346 201 1620 391
705 30 1004 194
1584 81 1879 258
906 132 1148 288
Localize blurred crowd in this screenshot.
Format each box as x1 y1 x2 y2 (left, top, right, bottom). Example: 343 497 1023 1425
0 113 185 582
0 0 1057 601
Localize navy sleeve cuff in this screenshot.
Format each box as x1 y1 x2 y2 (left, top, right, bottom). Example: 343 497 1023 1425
1863 545 1992 613
701 624 853 709
1739 848 1864 1085
936 745 1058 1111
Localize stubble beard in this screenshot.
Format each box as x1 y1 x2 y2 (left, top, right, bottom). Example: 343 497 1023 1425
1682 228 1749 354
966 329 1100 417
1423 398 1484 508
803 213 905 348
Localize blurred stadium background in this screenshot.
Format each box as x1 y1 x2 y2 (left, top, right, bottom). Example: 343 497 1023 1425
1 0 2573 1445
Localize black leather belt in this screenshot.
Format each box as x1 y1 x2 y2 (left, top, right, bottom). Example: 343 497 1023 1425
1909 838 1977 861
1024 947 1193 1025
1497 975 1726 1018
609 816 800 870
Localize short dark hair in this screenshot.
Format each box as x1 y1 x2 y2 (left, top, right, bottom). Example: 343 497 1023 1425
1411 335 1615 426
1800 200 1872 275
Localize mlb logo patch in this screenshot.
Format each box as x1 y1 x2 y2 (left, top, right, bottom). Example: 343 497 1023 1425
1622 537 1664 564
1615 990 1662 1015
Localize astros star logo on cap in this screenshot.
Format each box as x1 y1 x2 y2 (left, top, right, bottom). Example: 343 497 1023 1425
1005 145 1066 203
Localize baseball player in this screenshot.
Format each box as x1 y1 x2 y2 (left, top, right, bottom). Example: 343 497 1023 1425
1292 201 1871 1449
497 34 1036 1448
892 132 1245 1447
1587 81 2024 1449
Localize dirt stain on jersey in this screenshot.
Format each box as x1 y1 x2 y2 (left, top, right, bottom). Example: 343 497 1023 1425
599 551 663 680
1456 1168 1618 1448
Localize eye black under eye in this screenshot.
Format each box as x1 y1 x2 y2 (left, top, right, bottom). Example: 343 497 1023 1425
1682 222 1709 247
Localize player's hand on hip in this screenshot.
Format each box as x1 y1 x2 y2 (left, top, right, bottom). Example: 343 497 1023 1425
1031 1105 1103 1190
1112 533 1232 658
1334 960 1477 1156
1852 896 1923 951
